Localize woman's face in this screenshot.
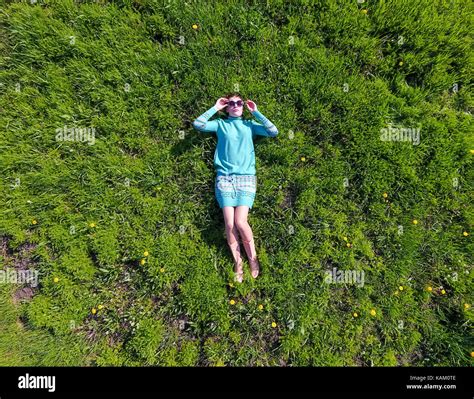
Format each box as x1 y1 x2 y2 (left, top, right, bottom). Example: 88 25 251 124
226 96 244 117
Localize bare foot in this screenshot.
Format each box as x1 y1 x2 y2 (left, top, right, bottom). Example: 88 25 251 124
234 257 244 283
249 257 259 278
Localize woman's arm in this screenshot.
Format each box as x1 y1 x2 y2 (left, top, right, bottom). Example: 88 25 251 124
250 109 279 137
246 100 278 137
192 106 219 133
192 98 228 133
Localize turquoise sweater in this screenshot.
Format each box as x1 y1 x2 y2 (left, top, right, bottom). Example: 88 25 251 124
192 105 278 176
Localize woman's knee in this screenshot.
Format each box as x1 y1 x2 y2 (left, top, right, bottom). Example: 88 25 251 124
234 218 248 231
224 219 235 231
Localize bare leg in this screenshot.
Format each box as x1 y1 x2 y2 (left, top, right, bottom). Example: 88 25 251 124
223 206 239 245
235 206 259 278
234 205 253 241
223 206 243 282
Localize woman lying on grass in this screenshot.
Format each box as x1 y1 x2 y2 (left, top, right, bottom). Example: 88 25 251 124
193 92 278 283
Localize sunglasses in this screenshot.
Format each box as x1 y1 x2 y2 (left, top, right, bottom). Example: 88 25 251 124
227 100 244 107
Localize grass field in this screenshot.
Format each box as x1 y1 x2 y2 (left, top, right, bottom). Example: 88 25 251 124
0 0 473 367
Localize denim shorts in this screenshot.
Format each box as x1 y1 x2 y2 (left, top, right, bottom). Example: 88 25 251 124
215 174 257 209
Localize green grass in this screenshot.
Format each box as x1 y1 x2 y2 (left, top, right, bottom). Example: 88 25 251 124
0 0 472 366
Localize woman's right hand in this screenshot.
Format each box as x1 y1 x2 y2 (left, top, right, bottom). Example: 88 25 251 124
215 97 229 111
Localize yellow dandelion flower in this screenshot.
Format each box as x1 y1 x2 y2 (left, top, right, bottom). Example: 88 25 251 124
160 267 165 273
258 304 264 310
91 308 97 314
343 236 348 241
464 303 470 309
471 351 474 357
399 61 404 66
89 222 96 228
370 309 376 316
53 277 59 283
31 219 37 225
353 312 358 318
383 193 388 198
427 286 433 292
229 299 235 305
361 9 368 14
140 259 146 265
144 251 149 257
441 289 446 295
301 156 306 162
412 219 418 225
470 149 474 154
192 24 198 30
399 286 404 291
98 304 104 310
271 322 277 328
463 231 469 236
346 243 352 247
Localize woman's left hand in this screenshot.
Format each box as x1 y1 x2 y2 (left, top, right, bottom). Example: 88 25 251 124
245 99 257 113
